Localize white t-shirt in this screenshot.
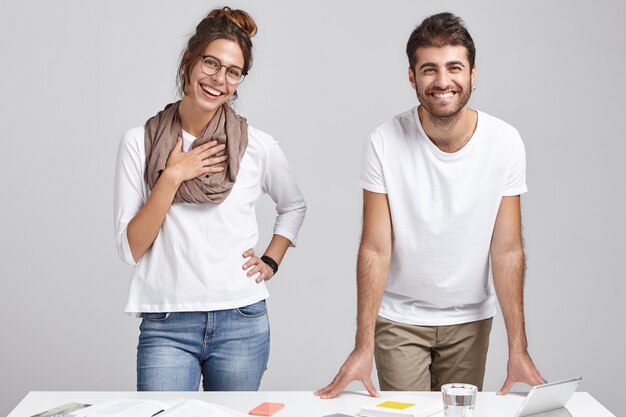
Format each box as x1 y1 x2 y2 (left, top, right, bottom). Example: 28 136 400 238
360 107 527 326
114 125 306 314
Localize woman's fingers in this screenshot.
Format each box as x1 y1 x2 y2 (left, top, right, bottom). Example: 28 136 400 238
201 165 225 175
195 141 226 158
247 262 263 277
203 155 228 167
249 260 272 282
166 139 230 182
241 252 274 282
256 265 273 283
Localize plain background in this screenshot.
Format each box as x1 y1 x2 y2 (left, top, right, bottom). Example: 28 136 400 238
1 0 624 416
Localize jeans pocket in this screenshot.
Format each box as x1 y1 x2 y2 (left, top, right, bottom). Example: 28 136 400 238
236 300 267 318
141 312 171 321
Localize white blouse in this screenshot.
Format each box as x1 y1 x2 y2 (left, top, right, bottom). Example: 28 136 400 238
114 125 306 313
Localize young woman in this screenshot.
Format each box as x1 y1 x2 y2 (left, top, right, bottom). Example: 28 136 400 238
113 7 306 391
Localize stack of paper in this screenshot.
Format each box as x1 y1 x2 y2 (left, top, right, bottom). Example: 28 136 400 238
30 403 90 417
360 395 442 417
67 399 247 417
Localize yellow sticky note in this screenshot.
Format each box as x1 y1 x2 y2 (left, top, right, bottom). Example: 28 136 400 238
376 401 415 410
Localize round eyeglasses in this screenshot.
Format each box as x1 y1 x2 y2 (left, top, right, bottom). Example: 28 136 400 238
200 55 247 85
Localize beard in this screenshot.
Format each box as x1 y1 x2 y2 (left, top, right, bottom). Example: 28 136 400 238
416 82 472 127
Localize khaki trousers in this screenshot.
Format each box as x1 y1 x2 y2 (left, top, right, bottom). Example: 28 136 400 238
374 316 493 391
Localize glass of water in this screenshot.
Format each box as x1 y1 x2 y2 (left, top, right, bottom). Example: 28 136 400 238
441 383 477 417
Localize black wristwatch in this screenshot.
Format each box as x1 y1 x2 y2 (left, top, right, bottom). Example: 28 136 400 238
261 255 279 275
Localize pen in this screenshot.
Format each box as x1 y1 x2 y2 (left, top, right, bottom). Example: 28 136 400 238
151 410 165 417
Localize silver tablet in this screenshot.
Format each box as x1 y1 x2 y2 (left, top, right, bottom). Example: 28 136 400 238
515 377 582 417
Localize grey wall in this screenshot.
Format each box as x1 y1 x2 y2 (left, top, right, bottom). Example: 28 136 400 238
1 1 624 416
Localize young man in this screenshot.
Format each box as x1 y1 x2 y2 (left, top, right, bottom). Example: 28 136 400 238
315 12 545 398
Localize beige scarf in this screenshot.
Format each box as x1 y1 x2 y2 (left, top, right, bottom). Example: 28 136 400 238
144 101 248 204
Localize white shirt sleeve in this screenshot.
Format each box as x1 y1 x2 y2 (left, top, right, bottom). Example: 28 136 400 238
359 130 387 194
113 128 146 266
262 142 307 247
503 131 528 196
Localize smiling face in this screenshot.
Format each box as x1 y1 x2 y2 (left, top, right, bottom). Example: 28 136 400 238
409 45 476 120
182 38 244 118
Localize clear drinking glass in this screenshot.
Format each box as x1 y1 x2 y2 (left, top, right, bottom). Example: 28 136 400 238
441 383 477 417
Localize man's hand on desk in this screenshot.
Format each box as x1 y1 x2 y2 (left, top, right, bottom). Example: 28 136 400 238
497 350 547 394
314 348 380 399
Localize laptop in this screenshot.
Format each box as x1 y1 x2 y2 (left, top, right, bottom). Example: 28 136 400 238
515 377 582 417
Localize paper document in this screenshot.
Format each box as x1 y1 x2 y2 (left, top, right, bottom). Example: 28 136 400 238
69 399 247 417
31 403 91 417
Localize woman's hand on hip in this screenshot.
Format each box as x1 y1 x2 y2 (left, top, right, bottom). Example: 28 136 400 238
165 137 228 184
242 249 275 283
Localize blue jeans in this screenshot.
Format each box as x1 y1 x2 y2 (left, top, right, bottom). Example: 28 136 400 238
136 300 270 391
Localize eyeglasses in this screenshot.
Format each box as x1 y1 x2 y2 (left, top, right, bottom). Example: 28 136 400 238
200 55 247 85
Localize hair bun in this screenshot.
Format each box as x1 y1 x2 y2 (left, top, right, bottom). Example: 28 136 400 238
208 7 257 38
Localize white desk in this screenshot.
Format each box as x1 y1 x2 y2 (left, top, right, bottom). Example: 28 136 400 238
8 391 615 417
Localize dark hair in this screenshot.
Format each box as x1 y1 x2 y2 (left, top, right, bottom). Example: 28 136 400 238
406 12 475 70
177 7 257 96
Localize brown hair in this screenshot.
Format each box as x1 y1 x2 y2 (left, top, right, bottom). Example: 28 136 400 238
177 7 257 96
406 12 475 71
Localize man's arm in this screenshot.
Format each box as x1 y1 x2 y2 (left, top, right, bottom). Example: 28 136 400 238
314 190 393 399
491 195 546 394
